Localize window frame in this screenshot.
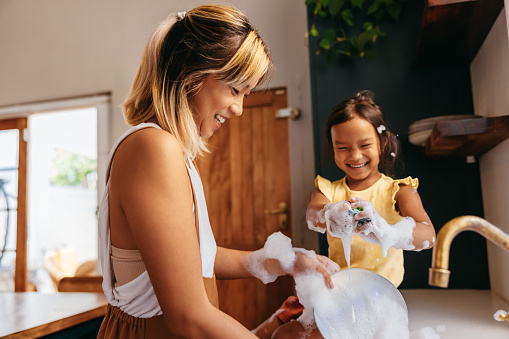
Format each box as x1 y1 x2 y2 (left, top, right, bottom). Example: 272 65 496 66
0 94 111 291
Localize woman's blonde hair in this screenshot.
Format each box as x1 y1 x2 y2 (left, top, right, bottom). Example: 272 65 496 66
123 5 274 159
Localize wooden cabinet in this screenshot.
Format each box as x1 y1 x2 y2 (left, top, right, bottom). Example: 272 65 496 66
414 0 504 68
425 115 509 157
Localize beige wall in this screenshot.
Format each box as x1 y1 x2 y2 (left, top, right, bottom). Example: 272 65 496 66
470 5 509 301
0 0 319 251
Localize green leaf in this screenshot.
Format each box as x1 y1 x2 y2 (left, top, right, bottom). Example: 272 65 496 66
337 49 351 56
319 37 331 50
374 7 384 21
322 0 330 8
387 3 401 19
324 28 336 41
366 28 378 42
363 21 373 31
349 36 360 52
367 0 380 15
351 0 364 9
341 9 354 26
310 25 320 37
318 9 328 16
329 0 344 16
304 0 315 5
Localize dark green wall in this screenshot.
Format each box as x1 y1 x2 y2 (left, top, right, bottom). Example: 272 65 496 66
307 1 489 289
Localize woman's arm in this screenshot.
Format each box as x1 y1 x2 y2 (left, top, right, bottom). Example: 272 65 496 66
215 245 338 289
395 184 436 250
110 129 257 338
214 247 252 279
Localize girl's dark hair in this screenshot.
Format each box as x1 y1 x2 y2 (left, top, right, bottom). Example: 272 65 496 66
324 90 403 178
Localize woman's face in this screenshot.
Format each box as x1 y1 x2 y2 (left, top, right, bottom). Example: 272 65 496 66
331 116 382 189
193 75 257 138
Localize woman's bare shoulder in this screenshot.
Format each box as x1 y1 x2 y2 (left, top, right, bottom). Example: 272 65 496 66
119 127 182 157
110 127 188 189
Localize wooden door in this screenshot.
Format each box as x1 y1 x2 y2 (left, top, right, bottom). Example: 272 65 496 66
197 87 293 329
0 118 28 291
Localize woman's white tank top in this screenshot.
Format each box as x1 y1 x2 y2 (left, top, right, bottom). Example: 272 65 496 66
98 123 217 317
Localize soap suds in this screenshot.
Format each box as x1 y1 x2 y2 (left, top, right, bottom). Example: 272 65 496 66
246 233 444 339
242 232 296 284
313 199 416 258
300 268 410 338
410 326 443 338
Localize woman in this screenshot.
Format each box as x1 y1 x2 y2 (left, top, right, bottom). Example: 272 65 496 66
97 5 336 338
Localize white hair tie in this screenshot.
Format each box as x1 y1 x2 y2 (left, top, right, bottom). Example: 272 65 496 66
177 11 186 21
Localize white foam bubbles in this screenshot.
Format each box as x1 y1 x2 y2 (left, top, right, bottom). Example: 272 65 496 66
303 268 409 339
410 326 442 338
242 232 296 283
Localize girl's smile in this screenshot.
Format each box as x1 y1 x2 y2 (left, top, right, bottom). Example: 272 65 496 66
331 116 382 190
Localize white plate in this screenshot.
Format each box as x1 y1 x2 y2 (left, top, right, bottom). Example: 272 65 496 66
313 268 408 339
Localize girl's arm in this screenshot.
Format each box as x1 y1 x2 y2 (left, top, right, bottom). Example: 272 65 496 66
395 184 436 250
111 129 257 338
305 188 332 232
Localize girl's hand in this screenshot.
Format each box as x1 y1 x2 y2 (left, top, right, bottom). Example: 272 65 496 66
318 201 357 238
350 197 388 244
350 197 416 256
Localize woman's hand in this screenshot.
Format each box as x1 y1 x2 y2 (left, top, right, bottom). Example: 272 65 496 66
291 251 340 289
261 249 340 289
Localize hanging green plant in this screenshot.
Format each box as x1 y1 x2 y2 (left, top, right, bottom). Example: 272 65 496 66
306 0 407 61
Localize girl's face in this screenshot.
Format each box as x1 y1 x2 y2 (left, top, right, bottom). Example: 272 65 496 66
331 116 382 190
193 75 256 138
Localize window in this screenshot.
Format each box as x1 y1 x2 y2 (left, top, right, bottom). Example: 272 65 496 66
0 120 26 291
0 95 110 291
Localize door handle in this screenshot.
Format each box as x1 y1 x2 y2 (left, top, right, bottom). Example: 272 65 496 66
264 201 288 231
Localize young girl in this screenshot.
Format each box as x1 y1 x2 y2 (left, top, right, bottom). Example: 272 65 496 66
306 90 436 288
271 91 436 339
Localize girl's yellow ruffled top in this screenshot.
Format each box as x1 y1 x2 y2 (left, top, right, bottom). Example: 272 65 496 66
315 174 418 287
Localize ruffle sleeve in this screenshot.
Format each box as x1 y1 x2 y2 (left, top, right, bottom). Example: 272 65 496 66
391 176 419 212
315 175 334 202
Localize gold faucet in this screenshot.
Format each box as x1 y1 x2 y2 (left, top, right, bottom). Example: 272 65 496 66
429 215 509 288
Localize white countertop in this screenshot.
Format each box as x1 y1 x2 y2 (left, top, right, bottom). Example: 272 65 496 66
401 289 509 339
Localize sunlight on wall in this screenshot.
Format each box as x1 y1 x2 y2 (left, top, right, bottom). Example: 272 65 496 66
28 108 98 291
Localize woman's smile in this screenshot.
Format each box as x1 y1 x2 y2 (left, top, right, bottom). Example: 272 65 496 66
193 75 256 138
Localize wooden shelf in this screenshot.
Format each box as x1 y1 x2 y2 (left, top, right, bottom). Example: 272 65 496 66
414 0 504 68
425 115 509 157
